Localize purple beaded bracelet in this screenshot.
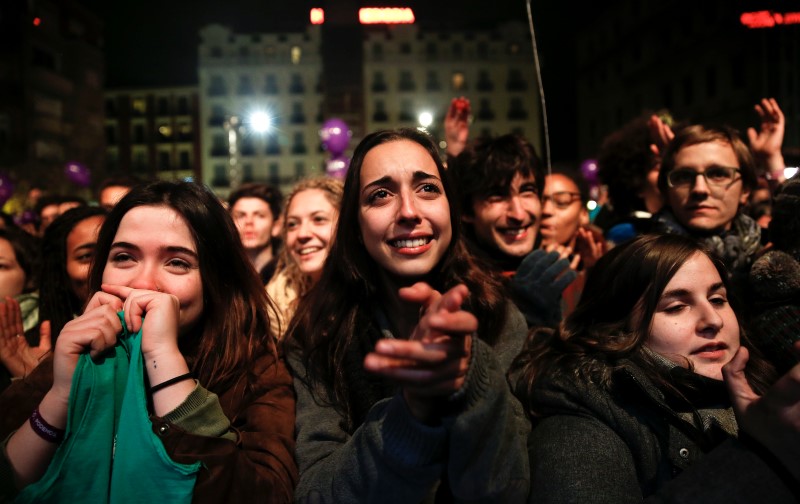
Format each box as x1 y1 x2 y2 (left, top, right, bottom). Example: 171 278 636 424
30 407 65 444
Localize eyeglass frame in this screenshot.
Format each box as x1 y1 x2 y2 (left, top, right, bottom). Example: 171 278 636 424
541 191 582 209
666 166 742 189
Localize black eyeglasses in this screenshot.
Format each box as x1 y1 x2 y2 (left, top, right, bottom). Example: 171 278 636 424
541 191 581 209
666 167 741 189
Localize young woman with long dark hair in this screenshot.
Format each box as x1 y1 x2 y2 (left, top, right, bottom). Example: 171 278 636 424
513 233 800 502
1 182 296 503
285 128 530 502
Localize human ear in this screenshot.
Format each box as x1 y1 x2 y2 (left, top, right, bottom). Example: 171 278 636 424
271 216 283 238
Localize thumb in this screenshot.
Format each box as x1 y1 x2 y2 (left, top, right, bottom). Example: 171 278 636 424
38 320 53 353
722 346 759 415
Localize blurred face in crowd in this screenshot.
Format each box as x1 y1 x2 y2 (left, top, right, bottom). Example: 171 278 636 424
231 197 277 252
358 139 452 281
66 215 105 303
647 252 740 380
39 204 60 233
466 172 541 259
0 238 26 298
100 185 131 211
539 174 588 247
285 189 338 283
666 141 750 233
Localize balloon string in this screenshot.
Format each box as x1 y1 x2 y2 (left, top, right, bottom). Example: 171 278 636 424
526 0 551 176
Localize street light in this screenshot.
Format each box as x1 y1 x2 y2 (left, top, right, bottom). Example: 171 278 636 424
224 115 242 189
248 110 271 133
418 111 433 130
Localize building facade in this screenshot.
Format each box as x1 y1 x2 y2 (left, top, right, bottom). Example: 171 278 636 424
104 86 201 183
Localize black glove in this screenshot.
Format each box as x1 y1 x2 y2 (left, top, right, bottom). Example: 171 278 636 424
510 249 577 328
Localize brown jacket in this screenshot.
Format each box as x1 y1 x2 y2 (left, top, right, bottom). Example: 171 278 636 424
0 348 297 503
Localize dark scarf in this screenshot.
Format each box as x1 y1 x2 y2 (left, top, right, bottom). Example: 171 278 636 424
652 209 761 274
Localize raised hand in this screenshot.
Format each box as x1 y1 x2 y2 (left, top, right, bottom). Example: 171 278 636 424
0 297 52 378
747 98 786 182
647 113 675 158
512 248 577 328
573 227 605 270
364 283 477 423
444 97 471 158
723 343 800 477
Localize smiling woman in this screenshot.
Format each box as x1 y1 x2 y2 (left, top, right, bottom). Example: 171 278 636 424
285 128 530 502
1 182 296 503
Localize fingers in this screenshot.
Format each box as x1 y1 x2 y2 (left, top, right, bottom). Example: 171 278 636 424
38 320 52 355
722 346 760 415
85 290 124 312
100 283 135 301
398 282 438 307
747 127 758 145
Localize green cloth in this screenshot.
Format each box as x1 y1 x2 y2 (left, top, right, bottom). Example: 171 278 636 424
14 313 200 503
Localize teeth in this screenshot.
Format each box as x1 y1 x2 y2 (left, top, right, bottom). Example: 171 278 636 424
298 247 321 256
392 237 430 248
501 227 527 237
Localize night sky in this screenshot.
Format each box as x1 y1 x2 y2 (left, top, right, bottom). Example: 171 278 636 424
81 0 578 160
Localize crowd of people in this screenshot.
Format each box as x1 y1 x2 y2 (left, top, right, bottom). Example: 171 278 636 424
0 96 798 503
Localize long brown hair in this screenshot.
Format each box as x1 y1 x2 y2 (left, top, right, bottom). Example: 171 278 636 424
284 128 507 431
89 181 277 393
512 233 775 418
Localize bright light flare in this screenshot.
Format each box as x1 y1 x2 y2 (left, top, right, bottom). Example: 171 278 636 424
310 8 324 25
418 111 433 128
248 111 272 133
785 167 799 179
359 7 415 24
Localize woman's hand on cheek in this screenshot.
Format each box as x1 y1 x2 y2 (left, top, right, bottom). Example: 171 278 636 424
364 283 477 423
50 291 124 405
723 343 800 477
100 284 181 359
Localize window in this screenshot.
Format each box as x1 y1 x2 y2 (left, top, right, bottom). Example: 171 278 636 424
452 43 463 59
399 71 415 92
131 98 147 116
240 137 256 156
372 43 383 60
157 124 172 142
372 71 387 92
400 43 411 55
157 97 170 115
209 105 226 126
265 75 279 94
177 96 189 115
290 74 305 94
178 123 192 141
477 71 493 92
399 99 414 122
425 42 437 59
292 132 307 154
425 71 440 92
290 102 306 124
105 126 117 145
106 99 117 117
266 134 281 155
477 41 489 60
291 46 302 64
208 75 227 96
268 162 280 184
158 151 171 171
179 151 190 169
238 75 255 95
507 69 526 91
373 100 389 122
133 124 146 144
239 46 250 58
211 134 227 156
242 164 254 182
477 99 495 121
508 98 527 120
451 72 466 91
294 161 305 178
212 164 229 186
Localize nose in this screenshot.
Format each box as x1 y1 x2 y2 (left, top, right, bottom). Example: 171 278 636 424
297 220 312 241
128 264 159 291
690 173 711 195
397 191 420 222
696 300 723 336
506 195 527 222
541 196 554 217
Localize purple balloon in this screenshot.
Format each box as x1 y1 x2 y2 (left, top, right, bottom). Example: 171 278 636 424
14 210 37 226
320 118 351 155
325 154 350 180
580 159 599 184
0 173 14 206
64 161 91 188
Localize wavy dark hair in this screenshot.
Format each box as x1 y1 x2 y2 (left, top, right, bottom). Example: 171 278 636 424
512 233 775 419
88 181 277 393
285 128 508 431
39 206 107 337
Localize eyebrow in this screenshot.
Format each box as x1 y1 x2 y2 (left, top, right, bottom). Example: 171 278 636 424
660 282 725 300
361 170 441 194
110 241 199 259
674 164 739 171
72 243 96 252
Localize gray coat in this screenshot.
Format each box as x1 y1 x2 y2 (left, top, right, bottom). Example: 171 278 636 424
526 361 799 503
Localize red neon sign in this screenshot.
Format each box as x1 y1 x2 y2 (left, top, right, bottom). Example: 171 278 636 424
310 8 324 25
359 7 415 24
741 10 800 28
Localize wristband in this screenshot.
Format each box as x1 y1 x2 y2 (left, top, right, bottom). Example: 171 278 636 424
30 407 65 444
150 372 194 394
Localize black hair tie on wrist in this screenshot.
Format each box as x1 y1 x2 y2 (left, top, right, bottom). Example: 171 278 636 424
150 373 194 394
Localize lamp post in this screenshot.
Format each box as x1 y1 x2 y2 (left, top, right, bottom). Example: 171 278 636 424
223 115 242 189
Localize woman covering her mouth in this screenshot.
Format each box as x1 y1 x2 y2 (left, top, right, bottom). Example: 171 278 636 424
284 128 530 502
267 176 343 339
512 233 800 502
